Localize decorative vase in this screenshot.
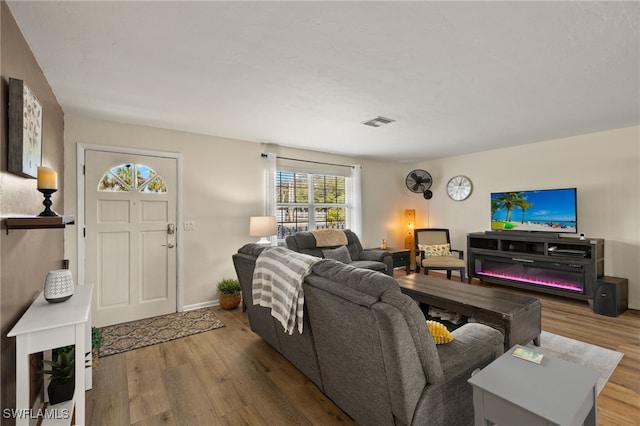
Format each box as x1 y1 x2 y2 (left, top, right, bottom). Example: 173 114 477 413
219 293 241 310
47 381 75 405
44 269 74 303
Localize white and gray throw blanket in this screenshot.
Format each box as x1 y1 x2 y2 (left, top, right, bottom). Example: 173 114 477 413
252 247 320 334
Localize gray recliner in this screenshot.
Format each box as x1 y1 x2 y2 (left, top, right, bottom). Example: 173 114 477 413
286 229 393 276
232 243 505 425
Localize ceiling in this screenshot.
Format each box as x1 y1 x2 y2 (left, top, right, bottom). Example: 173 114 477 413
7 1 640 162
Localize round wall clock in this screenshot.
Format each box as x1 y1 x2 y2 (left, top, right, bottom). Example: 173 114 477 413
447 175 472 201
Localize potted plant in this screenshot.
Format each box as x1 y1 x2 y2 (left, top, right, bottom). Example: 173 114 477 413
217 278 242 310
91 327 103 369
42 346 75 405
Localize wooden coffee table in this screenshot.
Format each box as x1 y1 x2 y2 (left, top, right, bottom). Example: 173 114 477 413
397 274 541 351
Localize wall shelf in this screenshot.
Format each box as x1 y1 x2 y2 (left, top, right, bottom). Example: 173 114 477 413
4 215 75 233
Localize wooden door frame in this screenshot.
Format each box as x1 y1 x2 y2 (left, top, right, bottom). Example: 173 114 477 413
76 143 184 312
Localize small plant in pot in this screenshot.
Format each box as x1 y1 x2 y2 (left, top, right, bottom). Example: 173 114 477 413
91 327 103 369
217 278 242 310
42 346 75 405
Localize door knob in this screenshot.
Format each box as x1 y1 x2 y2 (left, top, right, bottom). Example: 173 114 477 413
163 243 175 248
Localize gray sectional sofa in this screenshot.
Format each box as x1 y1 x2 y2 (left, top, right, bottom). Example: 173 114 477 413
232 243 504 425
286 229 394 276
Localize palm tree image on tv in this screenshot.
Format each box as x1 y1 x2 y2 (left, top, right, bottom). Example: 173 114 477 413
492 192 525 227
491 189 577 233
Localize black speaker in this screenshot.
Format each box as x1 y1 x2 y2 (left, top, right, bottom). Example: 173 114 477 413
593 276 628 317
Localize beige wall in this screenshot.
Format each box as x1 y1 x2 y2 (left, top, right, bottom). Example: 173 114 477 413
1 1 66 417
65 118 640 312
63 115 399 307
401 126 640 309
64 118 640 310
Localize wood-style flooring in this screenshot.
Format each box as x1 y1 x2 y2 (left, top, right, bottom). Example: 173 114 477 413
87 272 640 425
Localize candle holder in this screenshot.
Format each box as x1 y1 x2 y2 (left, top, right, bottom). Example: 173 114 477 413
38 188 59 217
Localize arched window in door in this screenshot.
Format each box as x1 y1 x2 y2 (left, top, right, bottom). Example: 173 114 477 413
97 163 167 193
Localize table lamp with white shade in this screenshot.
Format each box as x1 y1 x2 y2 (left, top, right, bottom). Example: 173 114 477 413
249 216 277 245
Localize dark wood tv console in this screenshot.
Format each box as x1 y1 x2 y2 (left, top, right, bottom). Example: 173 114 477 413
467 232 604 301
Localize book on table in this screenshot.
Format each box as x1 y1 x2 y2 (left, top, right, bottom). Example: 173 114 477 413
512 347 544 364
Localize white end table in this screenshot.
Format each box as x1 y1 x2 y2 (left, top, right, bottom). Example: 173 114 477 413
468 345 599 426
8 284 93 426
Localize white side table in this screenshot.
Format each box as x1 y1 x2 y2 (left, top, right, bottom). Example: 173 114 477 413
468 345 599 426
8 284 93 426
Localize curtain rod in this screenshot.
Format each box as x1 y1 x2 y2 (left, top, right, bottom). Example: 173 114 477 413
261 153 354 169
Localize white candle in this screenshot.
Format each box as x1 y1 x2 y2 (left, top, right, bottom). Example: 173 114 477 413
37 166 58 190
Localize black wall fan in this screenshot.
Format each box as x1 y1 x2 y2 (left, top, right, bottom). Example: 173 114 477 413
405 169 433 199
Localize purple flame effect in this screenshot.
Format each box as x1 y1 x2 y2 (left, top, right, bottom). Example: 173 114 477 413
478 270 583 292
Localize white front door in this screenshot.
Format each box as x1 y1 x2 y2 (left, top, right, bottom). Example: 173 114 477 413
85 150 178 327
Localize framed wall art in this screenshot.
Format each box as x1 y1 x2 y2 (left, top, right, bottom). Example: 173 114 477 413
8 77 43 178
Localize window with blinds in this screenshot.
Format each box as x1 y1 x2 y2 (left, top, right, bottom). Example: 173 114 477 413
276 170 347 240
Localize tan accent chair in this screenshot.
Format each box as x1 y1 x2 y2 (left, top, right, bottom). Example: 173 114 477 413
415 228 466 282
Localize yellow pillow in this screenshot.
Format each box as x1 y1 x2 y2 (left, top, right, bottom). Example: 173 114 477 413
426 320 453 344
418 243 451 256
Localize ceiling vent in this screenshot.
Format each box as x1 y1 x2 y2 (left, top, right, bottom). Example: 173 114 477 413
362 116 395 127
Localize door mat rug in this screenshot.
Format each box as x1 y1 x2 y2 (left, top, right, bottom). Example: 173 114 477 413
99 307 225 356
526 330 623 395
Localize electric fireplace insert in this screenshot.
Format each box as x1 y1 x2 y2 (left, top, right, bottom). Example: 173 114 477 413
467 232 604 301
474 255 585 294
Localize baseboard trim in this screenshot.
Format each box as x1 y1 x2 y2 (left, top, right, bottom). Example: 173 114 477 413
182 300 219 311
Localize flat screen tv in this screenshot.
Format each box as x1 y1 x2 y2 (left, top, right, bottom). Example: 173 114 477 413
490 188 577 234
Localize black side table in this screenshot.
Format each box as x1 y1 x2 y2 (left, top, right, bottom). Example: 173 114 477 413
389 249 411 275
